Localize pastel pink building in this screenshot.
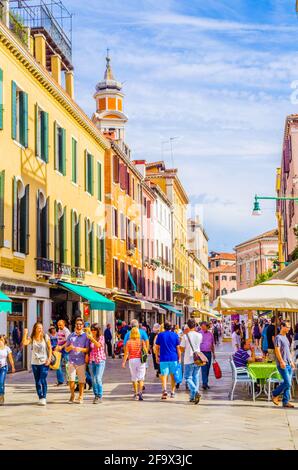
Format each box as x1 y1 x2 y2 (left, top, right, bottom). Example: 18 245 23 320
235 230 278 290
209 252 237 303
279 117 298 261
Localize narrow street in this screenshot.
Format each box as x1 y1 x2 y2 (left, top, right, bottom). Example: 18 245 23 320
1 342 297 450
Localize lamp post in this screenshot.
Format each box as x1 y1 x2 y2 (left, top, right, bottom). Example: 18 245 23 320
252 195 298 269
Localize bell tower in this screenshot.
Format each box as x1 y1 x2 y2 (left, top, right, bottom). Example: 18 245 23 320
93 50 128 142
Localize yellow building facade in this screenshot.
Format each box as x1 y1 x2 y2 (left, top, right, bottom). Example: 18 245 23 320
0 10 113 370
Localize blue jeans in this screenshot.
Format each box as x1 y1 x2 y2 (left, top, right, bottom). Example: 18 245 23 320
31 364 49 399
91 361 106 397
201 351 212 386
272 365 293 405
0 366 8 395
56 351 69 384
184 363 201 399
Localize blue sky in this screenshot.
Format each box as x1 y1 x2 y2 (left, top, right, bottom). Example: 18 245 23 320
63 0 298 252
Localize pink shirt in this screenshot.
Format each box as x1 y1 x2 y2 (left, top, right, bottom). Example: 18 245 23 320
57 327 70 347
89 336 106 363
200 330 214 352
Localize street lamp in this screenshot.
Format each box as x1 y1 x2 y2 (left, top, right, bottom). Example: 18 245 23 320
252 196 261 216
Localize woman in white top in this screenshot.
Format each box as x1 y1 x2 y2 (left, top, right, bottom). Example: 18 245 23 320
0 335 15 405
23 322 52 406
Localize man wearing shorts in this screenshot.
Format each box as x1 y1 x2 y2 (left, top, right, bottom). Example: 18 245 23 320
155 321 181 400
65 317 90 404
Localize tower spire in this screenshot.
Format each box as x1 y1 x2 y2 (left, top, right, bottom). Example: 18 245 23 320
104 48 115 81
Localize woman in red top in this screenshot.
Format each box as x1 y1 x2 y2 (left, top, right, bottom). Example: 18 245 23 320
122 327 147 401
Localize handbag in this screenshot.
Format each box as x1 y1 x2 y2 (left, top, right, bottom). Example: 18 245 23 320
140 340 148 364
186 333 208 366
173 362 183 384
49 350 62 370
212 360 222 379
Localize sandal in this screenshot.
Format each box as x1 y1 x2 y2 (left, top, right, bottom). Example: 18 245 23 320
161 391 168 400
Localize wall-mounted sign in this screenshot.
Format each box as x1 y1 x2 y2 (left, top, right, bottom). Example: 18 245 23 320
1 257 13 269
13 258 25 274
0 283 36 295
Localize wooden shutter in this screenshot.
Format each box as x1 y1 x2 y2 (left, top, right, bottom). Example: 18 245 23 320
36 190 41 257
20 185 29 255
0 170 5 247
42 111 49 163
90 222 94 272
45 197 49 258
0 69 3 130
77 215 81 266
84 150 88 191
62 128 66 175
85 218 89 271
54 201 59 262
62 207 67 263
72 138 77 183
54 122 57 170
20 91 28 148
96 225 101 275
11 81 17 140
71 209 75 266
90 155 94 195
97 161 102 201
35 104 39 157
12 177 18 251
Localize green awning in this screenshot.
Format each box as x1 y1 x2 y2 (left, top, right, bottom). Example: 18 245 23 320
160 304 183 317
0 291 12 313
58 282 115 311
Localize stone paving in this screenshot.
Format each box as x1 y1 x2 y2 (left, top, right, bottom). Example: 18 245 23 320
1 342 298 450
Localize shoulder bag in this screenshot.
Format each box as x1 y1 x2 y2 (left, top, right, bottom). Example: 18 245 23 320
140 340 148 364
186 332 208 366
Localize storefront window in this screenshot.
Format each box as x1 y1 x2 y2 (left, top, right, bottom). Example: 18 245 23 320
7 300 27 371
37 300 43 324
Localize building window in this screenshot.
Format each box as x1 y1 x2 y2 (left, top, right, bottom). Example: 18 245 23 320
71 210 81 267
112 208 118 237
37 300 43 324
12 177 29 254
254 261 258 278
246 262 250 281
221 288 227 295
222 275 227 281
120 213 125 241
230 276 236 281
11 81 28 147
54 201 66 264
215 275 219 281
85 151 94 195
113 259 119 288
239 265 243 282
37 190 49 259
96 225 105 275
35 105 49 162
0 170 5 247
97 161 102 201
54 122 66 175
85 218 94 273
120 262 125 289
113 155 119 183
71 138 78 184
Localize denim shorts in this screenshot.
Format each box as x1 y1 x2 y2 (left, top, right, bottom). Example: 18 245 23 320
160 361 178 376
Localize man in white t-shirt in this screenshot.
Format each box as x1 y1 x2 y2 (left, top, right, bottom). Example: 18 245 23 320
232 326 241 352
180 319 203 405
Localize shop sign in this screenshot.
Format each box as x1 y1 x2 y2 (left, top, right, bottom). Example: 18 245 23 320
1 257 13 269
0 283 36 295
13 258 25 274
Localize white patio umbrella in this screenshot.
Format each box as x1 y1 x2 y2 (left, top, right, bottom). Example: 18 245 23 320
213 279 298 312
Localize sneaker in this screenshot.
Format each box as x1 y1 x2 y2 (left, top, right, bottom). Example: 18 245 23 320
55 382 64 387
283 402 295 408
189 398 195 403
134 394 139 401
272 395 280 406
138 393 144 401
202 385 208 391
194 393 201 405
38 398 46 406
170 392 175 399
93 397 99 404
0 395 4 406
68 396 75 404
161 391 168 400
175 383 180 390
76 397 84 404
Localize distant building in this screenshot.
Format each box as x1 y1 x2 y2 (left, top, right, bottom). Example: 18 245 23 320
235 230 278 290
208 252 236 303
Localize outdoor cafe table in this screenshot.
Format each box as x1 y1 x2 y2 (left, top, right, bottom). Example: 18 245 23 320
248 362 280 398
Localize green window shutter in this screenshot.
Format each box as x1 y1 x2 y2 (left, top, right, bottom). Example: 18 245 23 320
0 69 3 130
62 128 66 175
90 222 94 272
42 111 49 163
71 209 75 266
11 81 17 140
101 230 106 276
54 201 59 262
20 91 28 148
85 218 89 271
96 225 101 275
84 150 87 192
0 170 5 247
63 207 67 263
45 197 49 259
97 161 102 201
77 215 81 266
91 155 94 195
36 189 41 257
35 104 39 157
54 121 57 170
72 138 77 183
12 177 18 251
24 185 30 254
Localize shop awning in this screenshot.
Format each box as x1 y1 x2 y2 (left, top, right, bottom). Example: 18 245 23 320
112 294 141 305
160 304 183 317
0 291 12 313
58 282 115 311
151 303 167 314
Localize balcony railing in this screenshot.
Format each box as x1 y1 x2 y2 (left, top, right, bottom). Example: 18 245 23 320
71 267 85 281
36 257 54 275
55 262 71 277
9 10 28 47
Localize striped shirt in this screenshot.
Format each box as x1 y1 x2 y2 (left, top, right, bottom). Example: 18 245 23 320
233 349 249 368
126 339 141 359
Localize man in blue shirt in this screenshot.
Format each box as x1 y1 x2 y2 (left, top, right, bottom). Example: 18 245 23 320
233 339 255 368
155 321 181 400
123 319 149 350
